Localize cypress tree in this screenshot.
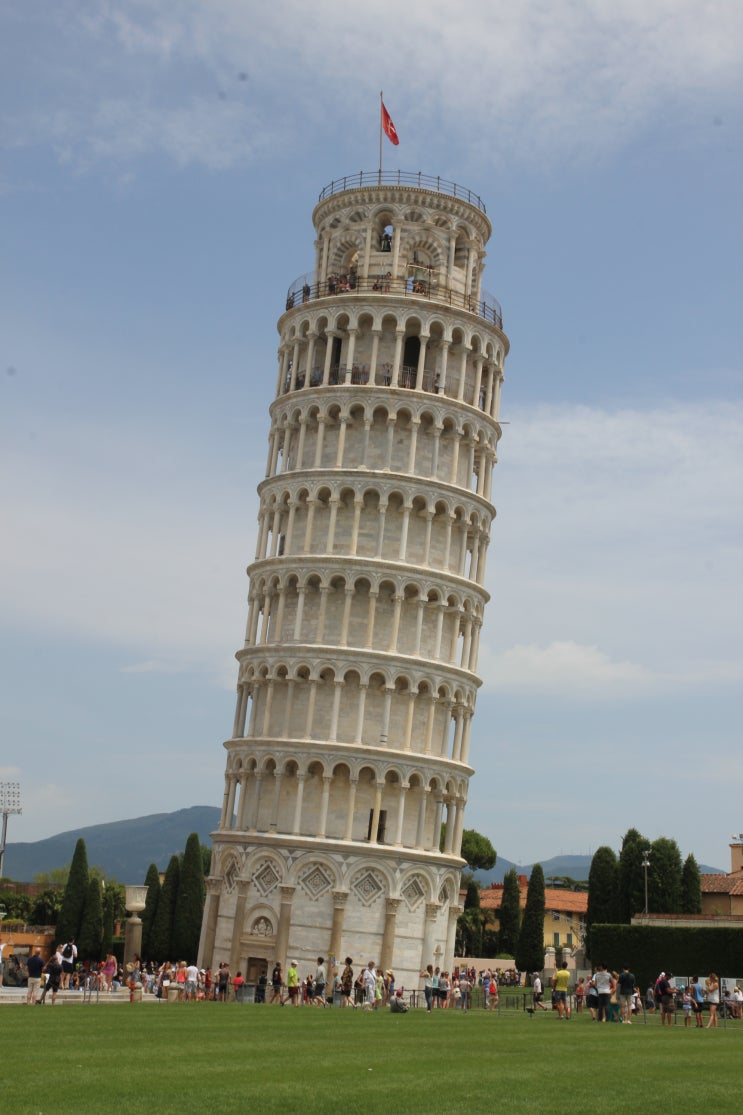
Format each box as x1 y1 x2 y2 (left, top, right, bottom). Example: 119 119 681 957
515 864 546 974
617 827 649 922
55 837 89 944
172 833 206 962
101 885 114 956
148 855 179 961
649 837 683 913
141 863 161 960
680 853 702 914
78 877 103 961
498 868 522 956
586 846 619 958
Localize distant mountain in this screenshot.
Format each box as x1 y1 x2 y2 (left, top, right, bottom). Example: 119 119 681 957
4 810 724 885
4 806 222 883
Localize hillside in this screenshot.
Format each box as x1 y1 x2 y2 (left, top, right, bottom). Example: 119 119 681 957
3 811 723 884
3 806 222 883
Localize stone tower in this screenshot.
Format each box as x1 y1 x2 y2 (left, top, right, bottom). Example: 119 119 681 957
200 171 509 990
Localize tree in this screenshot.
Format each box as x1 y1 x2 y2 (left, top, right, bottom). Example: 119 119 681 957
649 837 683 913
34 866 70 887
515 864 546 974
55 838 89 944
172 833 206 961
617 828 650 922
460 830 497 873
78 877 103 961
101 885 115 955
141 863 161 960
497 868 522 956
681 853 702 914
456 880 485 957
586 846 619 958
148 855 179 961
0 890 32 921
31 888 63 926
201 843 213 878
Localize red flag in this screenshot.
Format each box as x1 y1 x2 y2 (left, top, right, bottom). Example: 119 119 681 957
381 101 400 146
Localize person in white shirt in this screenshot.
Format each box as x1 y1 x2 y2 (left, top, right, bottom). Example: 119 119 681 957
185 962 199 1000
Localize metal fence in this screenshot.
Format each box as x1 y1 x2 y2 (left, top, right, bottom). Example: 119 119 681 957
317 171 487 214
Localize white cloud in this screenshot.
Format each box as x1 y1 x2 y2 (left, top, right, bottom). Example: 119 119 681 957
3 1 741 174
480 640 653 697
480 400 743 687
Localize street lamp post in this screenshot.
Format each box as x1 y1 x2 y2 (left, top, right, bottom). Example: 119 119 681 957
641 850 651 915
0 782 22 878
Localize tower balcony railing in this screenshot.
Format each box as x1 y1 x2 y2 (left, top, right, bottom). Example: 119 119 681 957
317 170 487 215
284 272 503 331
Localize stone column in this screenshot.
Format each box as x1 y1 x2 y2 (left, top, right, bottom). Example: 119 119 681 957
420 902 441 970
237 773 252 830
445 903 462 970
230 879 250 973
344 778 358 840
394 783 408 845
328 891 349 964
369 782 384 843
275 885 296 966
292 772 305 835
318 775 332 838
415 337 429 391
339 588 353 646
415 788 429 848
220 775 232 829
380 898 401 973
313 416 326 467
269 771 283 831
354 684 367 744
350 500 363 554
197 877 222 969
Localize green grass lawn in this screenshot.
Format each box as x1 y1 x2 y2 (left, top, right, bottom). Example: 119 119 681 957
4 1003 740 1114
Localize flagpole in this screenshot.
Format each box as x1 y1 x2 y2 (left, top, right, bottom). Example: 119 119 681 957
379 90 383 184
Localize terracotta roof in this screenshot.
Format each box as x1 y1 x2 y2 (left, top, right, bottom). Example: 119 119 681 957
479 884 587 915
701 874 743 896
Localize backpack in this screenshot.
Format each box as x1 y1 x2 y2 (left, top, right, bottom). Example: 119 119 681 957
63 943 73 959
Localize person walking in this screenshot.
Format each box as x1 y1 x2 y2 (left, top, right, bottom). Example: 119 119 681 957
38 951 62 1005
593 963 612 1022
656 972 675 1027
314 957 327 1006
286 960 300 1006
532 973 549 1011
420 964 434 1012
270 962 283 1004
689 976 704 1028
617 965 636 1025
340 957 354 1008
60 938 77 990
552 963 571 1019
705 973 720 1029
363 961 377 1010
26 949 45 1005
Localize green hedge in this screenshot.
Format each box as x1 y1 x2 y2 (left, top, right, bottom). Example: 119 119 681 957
590 924 743 987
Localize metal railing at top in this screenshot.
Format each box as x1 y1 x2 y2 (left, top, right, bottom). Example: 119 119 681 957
318 171 487 214
284 272 503 331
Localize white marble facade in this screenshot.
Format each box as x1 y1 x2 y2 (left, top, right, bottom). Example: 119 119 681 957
199 172 509 990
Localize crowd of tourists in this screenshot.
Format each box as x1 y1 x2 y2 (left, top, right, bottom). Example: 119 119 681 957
531 963 738 1028
15 943 740 1027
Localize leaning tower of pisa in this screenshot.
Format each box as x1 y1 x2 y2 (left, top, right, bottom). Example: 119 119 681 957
199 171 509 990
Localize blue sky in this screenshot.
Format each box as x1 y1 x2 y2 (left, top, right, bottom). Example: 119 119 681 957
1 1 741 874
